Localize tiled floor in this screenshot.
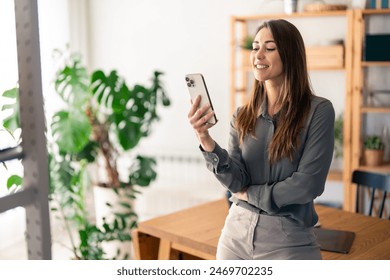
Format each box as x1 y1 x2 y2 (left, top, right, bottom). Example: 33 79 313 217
0 207 75 260
0 231 74 260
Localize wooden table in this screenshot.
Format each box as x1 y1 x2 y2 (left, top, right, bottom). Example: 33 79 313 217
132 199 390 260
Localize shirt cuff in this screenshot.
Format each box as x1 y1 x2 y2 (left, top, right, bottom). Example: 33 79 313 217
246 183 279 214
199 142 230 174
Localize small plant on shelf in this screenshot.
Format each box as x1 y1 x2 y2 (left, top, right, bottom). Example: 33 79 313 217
363 135 385 166
364 135 384 150
241 35 254 50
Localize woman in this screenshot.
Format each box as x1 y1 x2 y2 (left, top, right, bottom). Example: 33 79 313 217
188 19 335 260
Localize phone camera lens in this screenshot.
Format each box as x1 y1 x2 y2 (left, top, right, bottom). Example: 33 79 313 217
185 77 189 81
187 82 191 87
190 79 194 84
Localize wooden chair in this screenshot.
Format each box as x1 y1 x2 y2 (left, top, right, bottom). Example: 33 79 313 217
351 170 390 219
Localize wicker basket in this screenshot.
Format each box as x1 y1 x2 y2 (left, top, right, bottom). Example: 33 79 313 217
304 2 347 12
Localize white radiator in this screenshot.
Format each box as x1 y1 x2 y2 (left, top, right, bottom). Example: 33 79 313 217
134 152 225 221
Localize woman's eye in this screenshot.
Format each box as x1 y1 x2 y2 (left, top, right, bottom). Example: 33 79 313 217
251 46 275 52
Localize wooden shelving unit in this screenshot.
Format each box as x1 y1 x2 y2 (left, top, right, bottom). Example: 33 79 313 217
346 9 390 211
230 9 390 211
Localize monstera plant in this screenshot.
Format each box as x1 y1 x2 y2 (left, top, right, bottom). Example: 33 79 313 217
1 51 170 259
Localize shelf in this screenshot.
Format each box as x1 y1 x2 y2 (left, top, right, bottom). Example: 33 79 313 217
362 61 390 67
309 65 345 70
362 8 390 15
232 10 348 22
232 8 390 22
361 107 390 113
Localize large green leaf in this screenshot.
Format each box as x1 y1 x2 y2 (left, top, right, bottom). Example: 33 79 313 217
129 155 157 187
115 119 143 150
76 140 99 162
91 70 122 109
111 83 132 113
131 85 152 118
51 110 91 154
54 58 90 106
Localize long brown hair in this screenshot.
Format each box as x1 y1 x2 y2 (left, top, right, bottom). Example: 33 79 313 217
235 19 313 163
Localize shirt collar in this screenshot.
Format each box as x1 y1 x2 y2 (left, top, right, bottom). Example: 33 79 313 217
259 98 281 121
259 98 267 118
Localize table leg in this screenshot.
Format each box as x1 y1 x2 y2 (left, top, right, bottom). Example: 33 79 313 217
158 239 173 260
132 229 159 260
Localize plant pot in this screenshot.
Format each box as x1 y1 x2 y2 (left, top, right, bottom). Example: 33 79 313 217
93 186 134 259
364 149 384 166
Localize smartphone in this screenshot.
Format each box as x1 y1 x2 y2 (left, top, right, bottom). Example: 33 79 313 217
185 73 218 125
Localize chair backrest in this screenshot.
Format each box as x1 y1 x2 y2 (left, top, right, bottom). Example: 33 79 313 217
351 170 390 219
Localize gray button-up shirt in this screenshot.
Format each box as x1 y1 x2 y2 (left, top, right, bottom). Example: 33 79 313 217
201 96 335 227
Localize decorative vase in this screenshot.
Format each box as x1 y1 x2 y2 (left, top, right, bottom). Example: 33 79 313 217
284 0 298 14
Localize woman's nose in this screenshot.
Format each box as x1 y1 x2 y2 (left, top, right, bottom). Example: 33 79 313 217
256 49 265 60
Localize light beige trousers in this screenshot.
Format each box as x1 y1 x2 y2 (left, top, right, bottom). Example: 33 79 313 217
216 203 322 260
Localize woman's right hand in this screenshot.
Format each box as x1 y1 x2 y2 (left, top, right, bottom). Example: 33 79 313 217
187 95 216 152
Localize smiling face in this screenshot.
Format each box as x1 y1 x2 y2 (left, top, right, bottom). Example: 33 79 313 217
250 27 284 85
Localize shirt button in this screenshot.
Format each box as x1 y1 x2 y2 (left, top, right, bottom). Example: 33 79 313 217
213 157 218 162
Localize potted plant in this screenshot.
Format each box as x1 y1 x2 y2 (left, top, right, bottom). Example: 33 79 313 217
241 35 254 51
50 51 170 259
363 135 385 166
1 50 170 259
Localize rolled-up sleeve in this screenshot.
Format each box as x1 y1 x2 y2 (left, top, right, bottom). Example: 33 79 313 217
246 100 335 213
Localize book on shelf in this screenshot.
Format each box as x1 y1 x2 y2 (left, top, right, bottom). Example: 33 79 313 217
369 0 389 9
